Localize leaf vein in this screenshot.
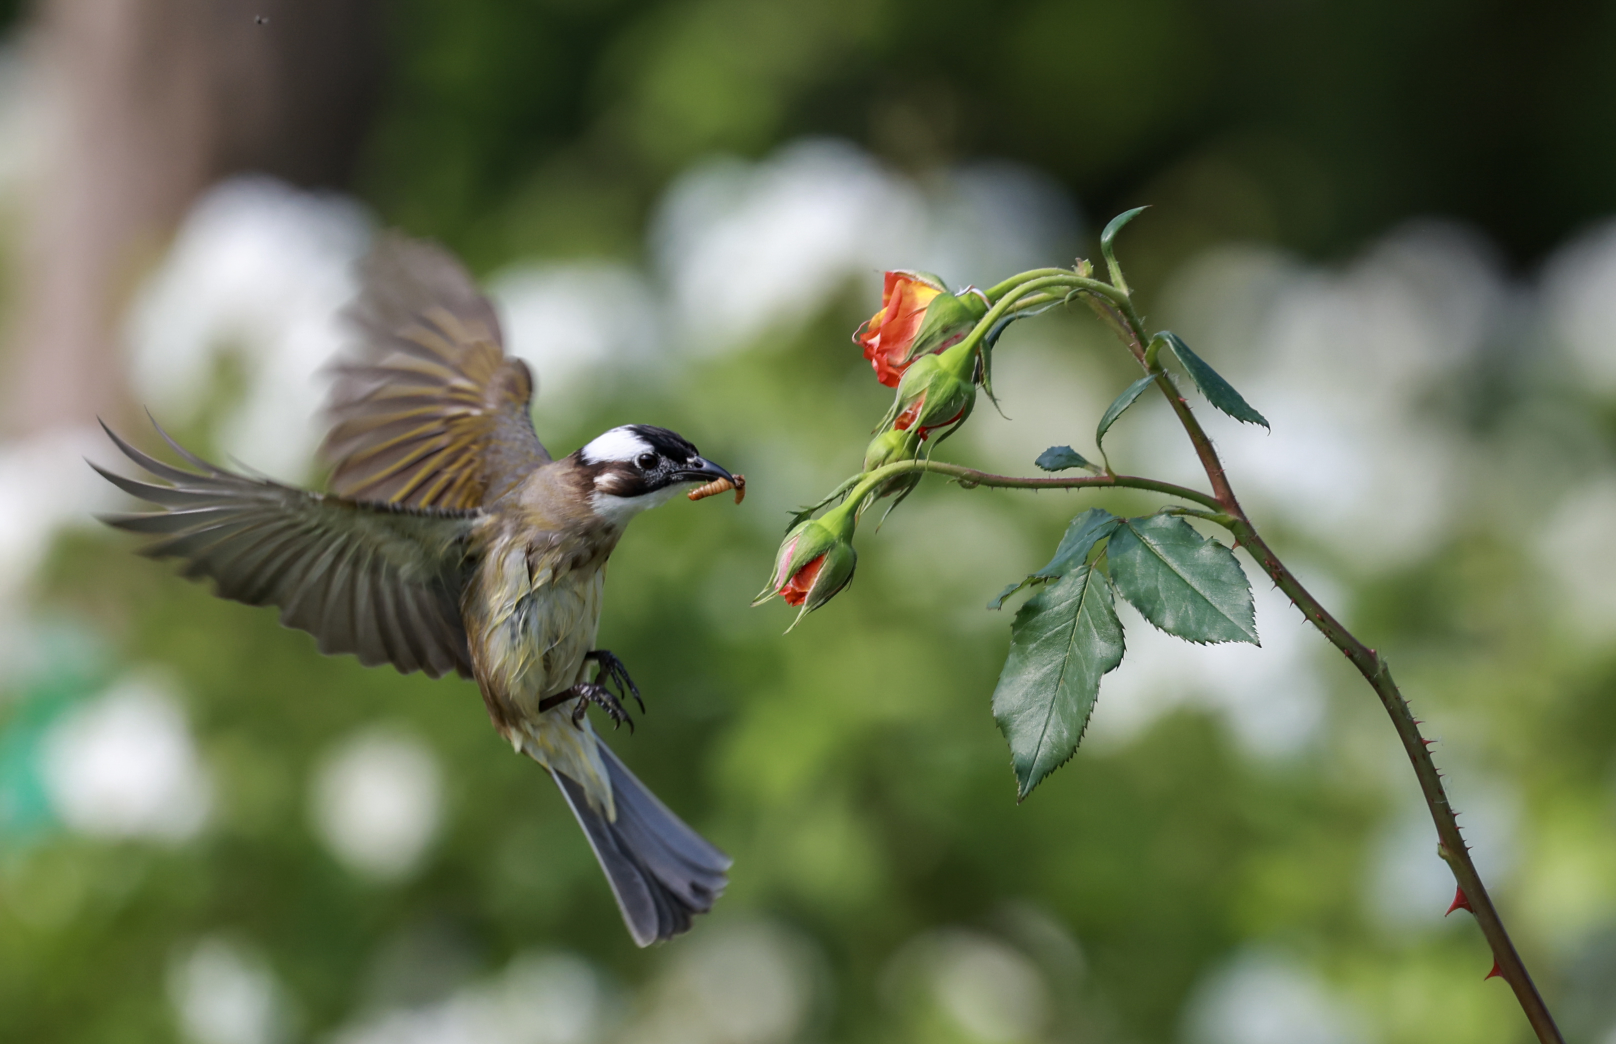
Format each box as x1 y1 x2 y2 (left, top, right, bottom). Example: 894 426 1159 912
1130 522 1245 629
1029 568 1091 772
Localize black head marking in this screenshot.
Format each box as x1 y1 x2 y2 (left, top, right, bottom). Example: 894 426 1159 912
575 425 705 502
623 425 700 464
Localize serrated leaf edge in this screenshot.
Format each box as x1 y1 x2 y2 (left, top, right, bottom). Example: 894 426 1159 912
1010 566 1125 799
1162 332 1270 430
1114 517 1259 645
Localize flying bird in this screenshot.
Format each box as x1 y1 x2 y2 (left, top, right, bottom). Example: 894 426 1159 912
93 234 735 945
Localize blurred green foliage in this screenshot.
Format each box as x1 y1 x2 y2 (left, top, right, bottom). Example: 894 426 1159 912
362 0 1616 275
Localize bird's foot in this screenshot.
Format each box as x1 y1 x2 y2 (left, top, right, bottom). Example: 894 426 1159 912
565 682 634 732
586 649 645 714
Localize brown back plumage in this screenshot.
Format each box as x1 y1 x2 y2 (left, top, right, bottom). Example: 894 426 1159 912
323 234 551 510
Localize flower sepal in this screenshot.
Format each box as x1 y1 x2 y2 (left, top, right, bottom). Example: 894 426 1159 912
863 425 922 473
907 284 988 361
884 338 979 439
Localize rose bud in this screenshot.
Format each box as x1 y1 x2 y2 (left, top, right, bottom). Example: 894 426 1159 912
856 271 989 388
891 339 978 438
863 425 922 472
861 425 924 501
754 501 858 620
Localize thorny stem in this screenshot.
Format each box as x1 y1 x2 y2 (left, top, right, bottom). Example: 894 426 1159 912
1223 517 1559 1040
839 459 1223 515
1094 284 1564 1042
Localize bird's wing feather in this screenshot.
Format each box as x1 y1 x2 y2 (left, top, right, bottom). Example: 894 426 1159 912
323 232 550 510
97 421 481 679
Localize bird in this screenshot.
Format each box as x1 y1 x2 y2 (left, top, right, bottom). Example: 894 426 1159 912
92 233 735 946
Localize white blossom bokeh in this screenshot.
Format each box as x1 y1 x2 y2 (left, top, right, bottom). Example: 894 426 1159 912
1181 948 1368 1044
169 935 290 1044
310 728 444 882
330 950 615 1044
124 176 370 482
42 672 211 842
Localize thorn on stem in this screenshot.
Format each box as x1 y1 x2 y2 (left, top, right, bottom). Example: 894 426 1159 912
1446 887 1473 916
1485 960 1502 981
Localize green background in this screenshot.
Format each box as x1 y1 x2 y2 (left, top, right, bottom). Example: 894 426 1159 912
3 1 1616 1042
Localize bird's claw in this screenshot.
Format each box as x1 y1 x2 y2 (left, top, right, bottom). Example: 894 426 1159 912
535 652 643 728
569 682 634 732
586 649 645 714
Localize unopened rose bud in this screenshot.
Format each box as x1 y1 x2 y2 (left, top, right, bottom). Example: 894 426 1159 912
863 426 922 472
891 339 978 437
861 425 924 503
754 501 858 619
856 271 989 388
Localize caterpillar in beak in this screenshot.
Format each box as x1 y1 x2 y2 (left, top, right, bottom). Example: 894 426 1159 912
688 474 745 504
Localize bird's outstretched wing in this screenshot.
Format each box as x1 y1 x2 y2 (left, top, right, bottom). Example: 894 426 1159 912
323 232 550 510
96 422 481 679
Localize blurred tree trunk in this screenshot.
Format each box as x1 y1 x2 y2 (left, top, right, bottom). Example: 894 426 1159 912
3 0 381 435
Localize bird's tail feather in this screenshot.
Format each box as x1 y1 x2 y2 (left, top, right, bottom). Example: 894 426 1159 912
552 742 730 946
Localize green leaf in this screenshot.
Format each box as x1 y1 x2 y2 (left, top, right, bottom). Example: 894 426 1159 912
1035 446 1095 472
992 565 1126 799
1095 374 1157 456
1100 206 1149 292
1108 515 1258 644
987 579 1028 611
987 508 1120 609
1160 332 1269 429
1035 509 1121 579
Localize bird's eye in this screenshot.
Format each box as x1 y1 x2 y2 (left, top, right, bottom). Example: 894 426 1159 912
636 452 658 470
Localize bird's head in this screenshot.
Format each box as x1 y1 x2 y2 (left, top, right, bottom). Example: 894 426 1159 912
573 425 734 525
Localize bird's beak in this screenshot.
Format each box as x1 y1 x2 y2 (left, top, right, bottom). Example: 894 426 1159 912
673 456 734 484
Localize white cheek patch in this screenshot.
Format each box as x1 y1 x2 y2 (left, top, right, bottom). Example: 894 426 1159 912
580 427 653 464
591 485 683 526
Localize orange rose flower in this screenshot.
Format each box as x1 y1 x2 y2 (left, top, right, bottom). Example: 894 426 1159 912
855 272 944 387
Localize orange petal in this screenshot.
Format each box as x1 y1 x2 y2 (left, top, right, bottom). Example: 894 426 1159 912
781 554 827 606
